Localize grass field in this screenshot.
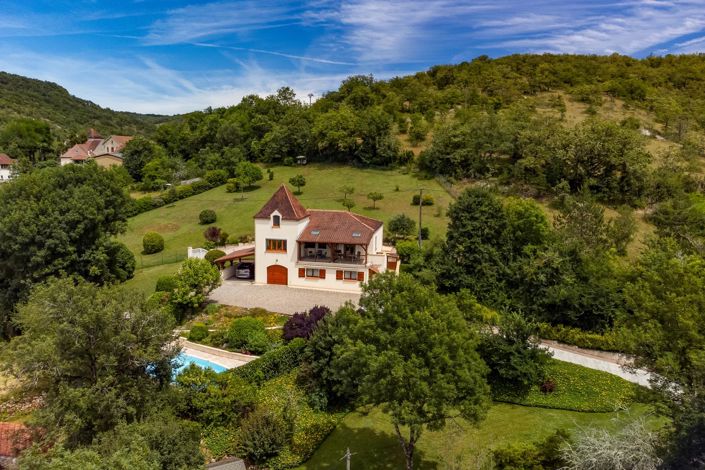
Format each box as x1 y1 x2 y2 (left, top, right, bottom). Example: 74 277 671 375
495 359 637 412
118 164 454 274
122 261 182 296
298 403 658 469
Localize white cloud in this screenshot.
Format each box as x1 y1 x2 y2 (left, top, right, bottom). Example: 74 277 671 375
487 2 705 55
144 1 303 45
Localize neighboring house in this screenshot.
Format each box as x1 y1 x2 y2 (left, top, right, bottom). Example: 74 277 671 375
217 185 399 293
0 153 16 183
59 129 133 167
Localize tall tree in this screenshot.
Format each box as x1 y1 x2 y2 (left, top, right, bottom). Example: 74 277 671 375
0 164 132 336
309 273 490 470
0 278 177 446
121 137 167 182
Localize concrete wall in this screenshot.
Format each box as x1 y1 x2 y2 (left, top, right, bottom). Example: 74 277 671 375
93 154 123 168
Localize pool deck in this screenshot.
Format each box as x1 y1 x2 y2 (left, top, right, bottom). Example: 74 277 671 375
179 338 259 369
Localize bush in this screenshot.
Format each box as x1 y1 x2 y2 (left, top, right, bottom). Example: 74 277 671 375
133 196 155 214
155 275 178 292
411 194 435 206
188 323 209 342
204 169 228 187
237 408 289 465
175 184 194 199
199 209 217 224
191 179 211 193
493 429 568 470
205 249 226 264
420 226 430 240
537 323 623 352
142 231 164 254
219 231 229 246
227 317 271 354
283 306 330 342
202 427 238 461
225 178 240 193
204 226 222 244
233 338 306 385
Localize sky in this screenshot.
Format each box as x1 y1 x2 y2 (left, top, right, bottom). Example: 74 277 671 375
0 0 704 115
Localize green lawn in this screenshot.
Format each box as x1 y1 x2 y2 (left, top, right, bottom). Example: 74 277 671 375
298 403 657 469
495 359 637 412
122 261 181 296
119 164 453 272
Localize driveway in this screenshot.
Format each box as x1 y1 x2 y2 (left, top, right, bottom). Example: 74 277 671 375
209 279 361 315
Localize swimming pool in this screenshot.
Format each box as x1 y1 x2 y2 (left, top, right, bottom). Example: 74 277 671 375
174 353 228 374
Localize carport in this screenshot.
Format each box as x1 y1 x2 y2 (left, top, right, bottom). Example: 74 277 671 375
215 246 255 279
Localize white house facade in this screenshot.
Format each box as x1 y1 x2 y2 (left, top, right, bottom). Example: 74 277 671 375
217 185 399 293
0 154 16 183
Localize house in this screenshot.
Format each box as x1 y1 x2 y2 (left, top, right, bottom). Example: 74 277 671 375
0 154 16 183
59 129 133 167
216 185 399 293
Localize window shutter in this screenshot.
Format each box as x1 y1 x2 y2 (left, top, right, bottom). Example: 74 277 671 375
336 270 343 280
357 271 364 282
298 268 305 278
319 269 326 279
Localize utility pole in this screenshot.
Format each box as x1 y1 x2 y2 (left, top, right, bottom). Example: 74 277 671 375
418 188 423 248
308 93 314 105
340 447 354 470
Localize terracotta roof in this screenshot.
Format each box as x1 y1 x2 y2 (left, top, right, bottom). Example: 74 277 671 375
0 423 33 457
85 138 102 152
60 143 91 161
215 246 256 264
297 210 383 245
254 185 309 221
0 153 15 165
107 135 133 149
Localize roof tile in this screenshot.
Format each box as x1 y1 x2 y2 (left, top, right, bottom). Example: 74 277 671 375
254 184 308 221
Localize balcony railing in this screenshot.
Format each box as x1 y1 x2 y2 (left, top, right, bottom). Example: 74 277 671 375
298 254 365 265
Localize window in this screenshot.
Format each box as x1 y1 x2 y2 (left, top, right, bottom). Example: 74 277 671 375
266 239 287 252
272 215 280 227
305 268 325 279
343 270 358 280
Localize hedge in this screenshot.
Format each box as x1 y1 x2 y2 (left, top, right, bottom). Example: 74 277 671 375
538 323 624 352
232 338 306 385
199 209 217 225
126 178 222 217
205 249 226 264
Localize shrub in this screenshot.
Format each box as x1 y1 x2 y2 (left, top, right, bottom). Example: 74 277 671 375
205 249 225 264
268 170 274 181
227 317 270 354
493 430 568 470
537 323 623 352
191 179 211 193
155 275 178 292
388 213 416 239
134 196 155 213
202 427 238 461
420 226 430 240
175 184 194 199
236 408 289 465
199 209 216 225
226 233 240 244
142 232 164 254
175 365 256 426
204 169 228 187
219 231 229 246
233 338 306 385
204 226 222 244
283 156 295 166
188 322 209 342
412 194 435 206
540 378 556 394
225 178 240 193
283 306 330 342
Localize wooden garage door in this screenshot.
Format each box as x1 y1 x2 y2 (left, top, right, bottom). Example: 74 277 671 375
267 265 288 285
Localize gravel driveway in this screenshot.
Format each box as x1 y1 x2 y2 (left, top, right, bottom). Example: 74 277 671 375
209 279 360 315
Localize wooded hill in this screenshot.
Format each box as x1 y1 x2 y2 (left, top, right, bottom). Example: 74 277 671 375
0 71 165 150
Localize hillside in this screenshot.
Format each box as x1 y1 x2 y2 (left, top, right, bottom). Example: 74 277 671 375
0 71 166 139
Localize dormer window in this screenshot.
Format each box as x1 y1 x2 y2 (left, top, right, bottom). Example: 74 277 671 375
272 215 281 227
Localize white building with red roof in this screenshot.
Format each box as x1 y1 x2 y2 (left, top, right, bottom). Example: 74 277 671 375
216 185 399 293
0 153 16 183
60 129 133 167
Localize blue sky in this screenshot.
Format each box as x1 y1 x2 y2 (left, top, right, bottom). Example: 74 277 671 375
1 1 704 114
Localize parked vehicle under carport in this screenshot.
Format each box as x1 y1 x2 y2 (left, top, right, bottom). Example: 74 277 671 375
235 262 255 280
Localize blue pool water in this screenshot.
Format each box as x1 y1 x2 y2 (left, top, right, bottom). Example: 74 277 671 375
174 353 227 374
